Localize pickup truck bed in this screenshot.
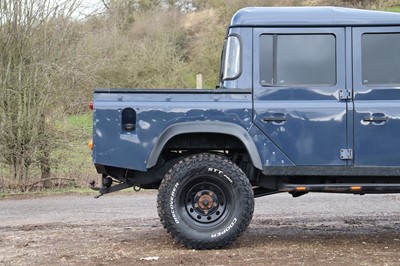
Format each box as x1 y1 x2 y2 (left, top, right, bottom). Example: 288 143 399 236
90 7 400 249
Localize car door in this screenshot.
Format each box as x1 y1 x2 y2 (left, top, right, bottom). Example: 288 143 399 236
352 27 400 166
253 27 349 166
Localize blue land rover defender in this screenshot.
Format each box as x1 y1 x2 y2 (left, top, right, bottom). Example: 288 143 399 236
91 7 400 249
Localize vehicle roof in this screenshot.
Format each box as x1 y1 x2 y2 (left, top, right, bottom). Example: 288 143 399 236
230 7 400 27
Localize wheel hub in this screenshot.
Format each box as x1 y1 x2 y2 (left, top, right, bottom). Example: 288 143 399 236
185 182 227 224
195 192 218 215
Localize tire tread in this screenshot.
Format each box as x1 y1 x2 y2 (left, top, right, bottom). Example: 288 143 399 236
157 153 254 249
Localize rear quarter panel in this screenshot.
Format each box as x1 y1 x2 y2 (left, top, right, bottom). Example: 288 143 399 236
93 90 255 171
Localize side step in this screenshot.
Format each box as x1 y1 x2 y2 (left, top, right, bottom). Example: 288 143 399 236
279 183 400 194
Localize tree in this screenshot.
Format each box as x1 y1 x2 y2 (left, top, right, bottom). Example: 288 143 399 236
0 0 86 189
101 0 163 30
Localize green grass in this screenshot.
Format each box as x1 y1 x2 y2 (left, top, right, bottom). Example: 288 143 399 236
66 113 93 134
384 6 400 12
0 187 97 199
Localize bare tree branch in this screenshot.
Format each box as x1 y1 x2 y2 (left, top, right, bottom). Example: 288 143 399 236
101 0 110 10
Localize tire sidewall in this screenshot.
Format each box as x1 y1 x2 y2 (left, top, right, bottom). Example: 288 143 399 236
161 154 252 246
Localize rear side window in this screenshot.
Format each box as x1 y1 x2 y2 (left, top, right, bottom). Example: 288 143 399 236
260 34 336 86
223 35 241 80
362 33 400 86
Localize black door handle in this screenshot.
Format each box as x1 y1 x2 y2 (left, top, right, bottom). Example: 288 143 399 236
263 116 287 122
362 116 388 123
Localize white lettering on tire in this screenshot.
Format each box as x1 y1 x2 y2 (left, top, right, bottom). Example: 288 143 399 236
207 167 233 183
210 218 237 238
170 182 180 224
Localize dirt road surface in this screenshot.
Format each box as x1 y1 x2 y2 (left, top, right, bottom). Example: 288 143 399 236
1 192 400 265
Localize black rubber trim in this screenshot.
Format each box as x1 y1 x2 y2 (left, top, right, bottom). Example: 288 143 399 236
279 183 400 193
94 88 252 94
263 166 400 177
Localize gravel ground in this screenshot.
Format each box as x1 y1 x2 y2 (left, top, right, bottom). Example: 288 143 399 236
1 191 400 265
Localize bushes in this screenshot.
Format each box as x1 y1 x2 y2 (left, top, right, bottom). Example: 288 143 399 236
78 8 192 89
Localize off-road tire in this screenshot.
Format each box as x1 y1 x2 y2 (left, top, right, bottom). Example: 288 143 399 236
157 153 254 249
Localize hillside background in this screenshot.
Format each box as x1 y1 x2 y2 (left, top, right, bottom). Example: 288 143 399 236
0 0 399 192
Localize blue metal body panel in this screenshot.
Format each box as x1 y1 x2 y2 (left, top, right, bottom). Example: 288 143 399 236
93 90 293 171
92 7 400 175
252 27 347 166
352 27 400 166
231 7 400 27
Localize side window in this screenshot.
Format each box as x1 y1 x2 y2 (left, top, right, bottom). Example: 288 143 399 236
223 35 241 80
362 33 400 86
260 34 336 86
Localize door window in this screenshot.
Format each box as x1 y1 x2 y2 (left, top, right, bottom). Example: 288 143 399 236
362 33 400 86
260 34 336 86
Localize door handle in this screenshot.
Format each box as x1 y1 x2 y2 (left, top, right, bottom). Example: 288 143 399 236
362 116 388 123
263 116 287 123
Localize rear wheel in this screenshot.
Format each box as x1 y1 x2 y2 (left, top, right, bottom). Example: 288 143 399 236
157 153 254 249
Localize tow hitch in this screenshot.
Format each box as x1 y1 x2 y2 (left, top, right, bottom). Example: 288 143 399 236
89 175 138 198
